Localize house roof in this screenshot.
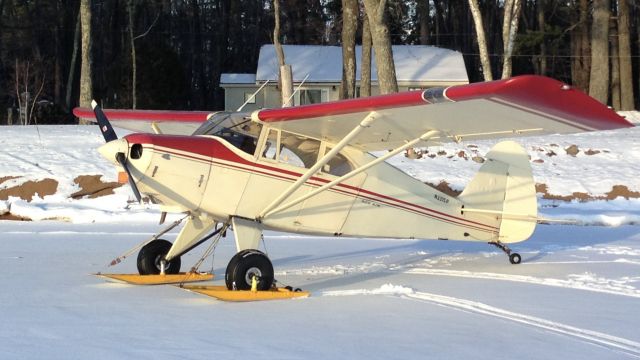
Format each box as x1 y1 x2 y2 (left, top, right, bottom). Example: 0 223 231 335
253 44 468 84
220 73 256 84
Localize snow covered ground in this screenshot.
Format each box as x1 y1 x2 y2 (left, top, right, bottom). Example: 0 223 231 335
1 121 639 359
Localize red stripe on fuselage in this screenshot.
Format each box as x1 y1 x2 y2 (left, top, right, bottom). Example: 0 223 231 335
125 134 498 232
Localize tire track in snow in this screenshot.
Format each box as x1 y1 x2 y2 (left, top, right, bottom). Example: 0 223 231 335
406 291 640 358
323 286 640 357
405 268 640 298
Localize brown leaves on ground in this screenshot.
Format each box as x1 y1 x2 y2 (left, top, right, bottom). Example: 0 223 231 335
1 175 122 220
0 179 59 201
70 175 122 199
536 183 640 202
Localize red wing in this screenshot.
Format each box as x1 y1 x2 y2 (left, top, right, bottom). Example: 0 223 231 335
254 75 634 151
73 108 212 135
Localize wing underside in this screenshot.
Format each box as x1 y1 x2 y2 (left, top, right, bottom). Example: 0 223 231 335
254 75 634 151
73 108 212 135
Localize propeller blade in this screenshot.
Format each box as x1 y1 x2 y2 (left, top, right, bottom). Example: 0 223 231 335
116 152 142 203
92 100 118 143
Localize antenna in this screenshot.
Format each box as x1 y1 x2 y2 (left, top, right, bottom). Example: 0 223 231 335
285 73 311 106
236 80 271 112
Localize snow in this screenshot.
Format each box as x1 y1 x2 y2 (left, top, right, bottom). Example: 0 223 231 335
384 125 640 197
2 222 640 359
1 120 640 359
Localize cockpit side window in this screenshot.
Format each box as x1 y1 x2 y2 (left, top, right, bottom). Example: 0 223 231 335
215 129 258 155
321 146 353 176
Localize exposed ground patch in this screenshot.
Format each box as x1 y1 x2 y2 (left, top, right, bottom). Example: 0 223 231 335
70 175 122 199
536 184 640 202
0 179 59 202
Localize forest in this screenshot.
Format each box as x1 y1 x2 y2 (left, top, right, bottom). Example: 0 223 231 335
0 0 638 125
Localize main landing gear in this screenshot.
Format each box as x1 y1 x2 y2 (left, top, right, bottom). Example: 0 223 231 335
137 239 181 275
225 249 274 291
489 241 522 265
97 216 308 300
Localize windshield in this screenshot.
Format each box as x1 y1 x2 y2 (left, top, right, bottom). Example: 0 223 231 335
193 111 262 155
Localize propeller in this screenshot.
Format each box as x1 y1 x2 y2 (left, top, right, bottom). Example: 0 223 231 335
91 100 142 203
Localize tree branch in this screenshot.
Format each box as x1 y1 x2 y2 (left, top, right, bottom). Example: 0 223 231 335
133 13 160 41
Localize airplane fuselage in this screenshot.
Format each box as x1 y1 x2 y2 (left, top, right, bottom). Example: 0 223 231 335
119 132 501 243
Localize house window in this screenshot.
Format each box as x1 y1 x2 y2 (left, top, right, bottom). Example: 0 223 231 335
295 88 327 106
244 92 256 104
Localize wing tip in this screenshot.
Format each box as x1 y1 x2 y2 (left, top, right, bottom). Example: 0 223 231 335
91 100 98 110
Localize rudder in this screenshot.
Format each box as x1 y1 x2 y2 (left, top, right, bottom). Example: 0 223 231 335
459 141 537 243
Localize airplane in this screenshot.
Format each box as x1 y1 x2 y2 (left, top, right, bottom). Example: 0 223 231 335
74 75 634 294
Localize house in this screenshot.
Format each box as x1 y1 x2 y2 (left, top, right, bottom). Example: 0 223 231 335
220 44 469 112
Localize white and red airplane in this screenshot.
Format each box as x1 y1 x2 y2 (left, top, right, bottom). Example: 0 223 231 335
74 75 634 292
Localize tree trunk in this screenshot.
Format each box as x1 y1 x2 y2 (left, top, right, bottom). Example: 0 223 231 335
501 0 521 79
588 0 610 104
273 0 293 107
617 0 634 110
502 0 514 53
468 0 493 81
362 0 398 94
417 0 430 45
571 0 590 92
610 19 621 110
79 0 93 124
66 12 81 111
536 0 546 75
340 0 357 99
361 13 372 97
128 0 136 109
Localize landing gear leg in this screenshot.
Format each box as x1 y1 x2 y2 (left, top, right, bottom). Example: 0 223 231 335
488 241 522 265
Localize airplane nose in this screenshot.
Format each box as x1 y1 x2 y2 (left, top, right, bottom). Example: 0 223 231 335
98 138 129 165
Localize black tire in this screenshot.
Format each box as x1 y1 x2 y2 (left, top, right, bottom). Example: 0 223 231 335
137 239 181 275
509 253 522 265
225 249 274 291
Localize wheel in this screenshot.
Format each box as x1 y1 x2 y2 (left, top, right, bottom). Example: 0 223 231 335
137 239 181 275
509 253 522 265
225 249 274 291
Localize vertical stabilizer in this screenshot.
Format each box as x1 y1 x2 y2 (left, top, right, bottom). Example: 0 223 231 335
459 141 537 243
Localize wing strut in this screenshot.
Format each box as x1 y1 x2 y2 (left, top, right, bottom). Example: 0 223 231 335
261 130 440 219
257 111 379 220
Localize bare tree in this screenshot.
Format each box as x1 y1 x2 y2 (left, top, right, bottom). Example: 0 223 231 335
571 0 590 93
273 0 293 107
617 0 634 110
610 19 621 109
128 0 137 109
360 12 372 97
340 0 358 99
417 0 430 45
79 0 93 124
362 0 398 94
128 2 159 110
65 12 81 111
14 60 45 126
501 0 522 79
588 0 610 104
535 0 547 75
468 0 493 81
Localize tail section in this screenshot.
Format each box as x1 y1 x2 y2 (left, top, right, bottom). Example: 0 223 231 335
459 141 537 243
